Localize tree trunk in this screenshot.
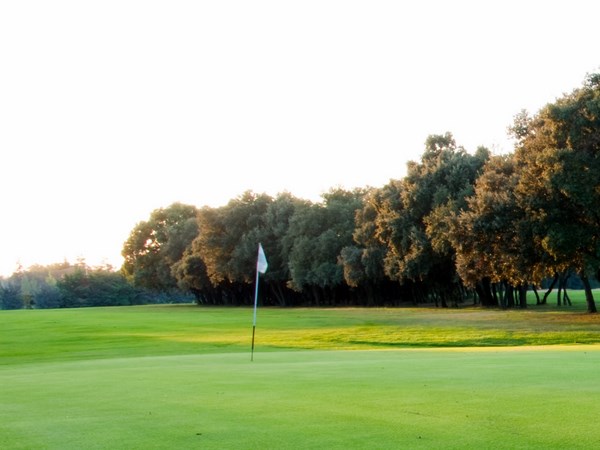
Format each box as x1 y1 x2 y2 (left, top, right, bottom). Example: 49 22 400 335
506 284 515 308
563 290 572 306
557 272 571 306
311 285 320 307
365 284 375 307
518 284 528 309
531 285 540 305
441 292 448 308
472 287 479 305
411 283 425 305
542 273 559 304
474 283 485 305
492 283 499 306
557 283 563 306
581 275 597 313
272 283 287 307
562 273 572 306
477 278 497 307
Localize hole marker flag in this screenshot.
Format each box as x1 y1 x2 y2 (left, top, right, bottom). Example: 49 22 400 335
257 243 268 274
252 243 268 361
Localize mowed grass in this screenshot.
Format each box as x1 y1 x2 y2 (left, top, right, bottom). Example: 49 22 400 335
2 292 600 449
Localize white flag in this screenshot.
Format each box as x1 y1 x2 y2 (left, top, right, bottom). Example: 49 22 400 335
257 243 268 274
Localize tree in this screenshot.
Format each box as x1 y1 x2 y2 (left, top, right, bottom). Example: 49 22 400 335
197 191 271 284
171 250 213 303
34 283 62 309
0 283 23 310
174 191 309 305
121 202 199 291
340 186 397 304
514 73 600 312
258 192 310 306
374 134 489 306
286 188 365 305
188 191 274 304
452 154 533 308
57 268 152 307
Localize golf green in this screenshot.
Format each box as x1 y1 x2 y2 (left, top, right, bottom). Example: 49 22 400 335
2 347 600 449
2 304 600 448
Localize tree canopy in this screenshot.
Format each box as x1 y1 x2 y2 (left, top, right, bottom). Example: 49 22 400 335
121 202 199 291
113 75 599 311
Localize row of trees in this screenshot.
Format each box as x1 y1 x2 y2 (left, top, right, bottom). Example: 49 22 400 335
4 75 597 311
121 74 600 312
0 261 193 310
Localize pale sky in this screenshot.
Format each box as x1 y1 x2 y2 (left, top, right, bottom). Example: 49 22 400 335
1 0 598 277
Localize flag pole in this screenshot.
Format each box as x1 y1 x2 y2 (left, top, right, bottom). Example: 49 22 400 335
251 264 260 361
251 243 268 361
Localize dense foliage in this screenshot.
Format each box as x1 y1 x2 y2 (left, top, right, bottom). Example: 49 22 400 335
121 203 199 291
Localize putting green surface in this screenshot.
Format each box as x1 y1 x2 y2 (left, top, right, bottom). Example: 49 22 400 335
3 348 600 449
2 303 600 448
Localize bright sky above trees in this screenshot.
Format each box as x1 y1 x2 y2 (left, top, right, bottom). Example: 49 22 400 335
1 0 599 276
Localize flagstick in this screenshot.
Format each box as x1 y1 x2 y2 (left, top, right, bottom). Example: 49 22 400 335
251 266 260 361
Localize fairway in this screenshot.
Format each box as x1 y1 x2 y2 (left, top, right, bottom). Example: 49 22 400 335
2 302 600 449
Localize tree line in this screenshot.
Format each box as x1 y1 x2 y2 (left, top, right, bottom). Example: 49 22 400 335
3 74 599 312
119 75 600 313
0 261 193 310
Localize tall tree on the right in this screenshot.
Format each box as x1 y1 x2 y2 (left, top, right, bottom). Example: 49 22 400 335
513 74 600 313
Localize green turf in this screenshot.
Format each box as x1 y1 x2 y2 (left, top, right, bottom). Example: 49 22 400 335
2 295 600 448
3 349 600 449
2 294 600 367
